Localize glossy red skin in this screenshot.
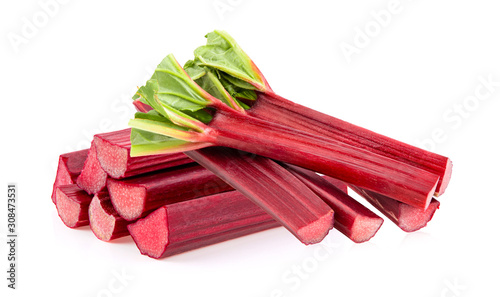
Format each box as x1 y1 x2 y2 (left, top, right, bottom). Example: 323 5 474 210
209 108 439 209
249 92 452 196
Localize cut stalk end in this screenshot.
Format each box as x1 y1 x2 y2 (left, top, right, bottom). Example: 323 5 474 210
89 194 116 242
296 211 334 245
107 180 147 221
89 192 131 241
435 158 453 196
350 216 384 243
128 207 169 259
51 149 88 203
94 134 129 179
76 142 107 194
398 199 440 232
55 184 92 228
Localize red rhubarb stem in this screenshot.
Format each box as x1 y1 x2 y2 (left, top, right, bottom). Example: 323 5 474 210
249 92 452 196
208 109 439 209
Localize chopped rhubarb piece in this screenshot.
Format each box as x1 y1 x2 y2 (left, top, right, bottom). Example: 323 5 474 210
284 164 383 243
76 141 107 194
55 184 93 228
107 163 233 221
349 185 440 232
51 149 88 204
89 192 131 241
128 190 280 258
185 147 334 245
94 128 192 179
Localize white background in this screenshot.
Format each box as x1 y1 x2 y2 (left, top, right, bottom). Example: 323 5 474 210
1 0 499 296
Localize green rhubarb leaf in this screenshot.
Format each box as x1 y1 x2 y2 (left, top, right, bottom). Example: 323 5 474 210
135 79 200 130
133 110 187 128
131 110 190 132
131 127 184 146
130 128 212 156
184 60 206 80
185 60 253 106
128 55 231 154
184 58 256 105
195 70 246 111
153 55 221 130
194 30 268 92
129 110 208 145
220 72 256 90
134 54 220 131
218 74 257 101
155 54 211 112
136 79 168 118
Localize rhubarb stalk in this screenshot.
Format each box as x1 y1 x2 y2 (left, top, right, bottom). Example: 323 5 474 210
128 54 439 209
191 30 452 196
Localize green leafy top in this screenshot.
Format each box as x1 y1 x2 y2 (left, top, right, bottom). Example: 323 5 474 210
194 30 270 93
128 54 222 156
132 54 218 133
128 31 268 157
184 59 257 104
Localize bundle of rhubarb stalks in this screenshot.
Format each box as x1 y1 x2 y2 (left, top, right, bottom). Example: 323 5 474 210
52 31 452 259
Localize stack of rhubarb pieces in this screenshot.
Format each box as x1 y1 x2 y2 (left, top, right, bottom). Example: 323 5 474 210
52 31 451 259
